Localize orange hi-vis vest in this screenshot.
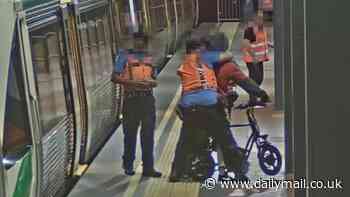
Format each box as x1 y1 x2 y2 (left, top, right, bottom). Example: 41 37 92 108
122 54 153 91
243 29 269 63
251 30 269 62
177 54 218 94
242 43 254 63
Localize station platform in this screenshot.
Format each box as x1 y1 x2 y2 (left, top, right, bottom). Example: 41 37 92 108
68 22 286 197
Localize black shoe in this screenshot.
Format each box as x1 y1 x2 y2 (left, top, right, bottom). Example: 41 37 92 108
124 168 135 176
169 174 181 182
122 162 135 176
169 174 192 182
142 169 162 178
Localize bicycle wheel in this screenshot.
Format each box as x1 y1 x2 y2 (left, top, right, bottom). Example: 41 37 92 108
258 144 282 176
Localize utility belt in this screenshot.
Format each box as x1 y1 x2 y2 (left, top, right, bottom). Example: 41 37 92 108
124 90 153 98
183 104 218 112
176 104 219 120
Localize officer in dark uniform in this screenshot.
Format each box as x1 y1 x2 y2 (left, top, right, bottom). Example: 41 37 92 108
112 32 162 177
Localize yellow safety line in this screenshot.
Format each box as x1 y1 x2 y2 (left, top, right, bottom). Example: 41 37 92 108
74 164 89 176
143 118 200 197
122 87 182 197
144 119 181 197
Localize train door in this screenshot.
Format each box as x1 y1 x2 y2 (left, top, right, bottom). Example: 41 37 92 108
76 0 121 164
217 0 241 22
147 0 169 66
17 2 76 197
182 0 196 29
1 28 35 197
113 0 146 48
174 0 184 47
164 0 177 53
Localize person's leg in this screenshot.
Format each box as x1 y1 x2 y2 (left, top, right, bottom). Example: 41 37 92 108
247 62 259 102
170 125 187 178
169 108 204 181
122 97 140 175
256 61 264 86
140 95 161 177
208 106 248 178
169 122 198 181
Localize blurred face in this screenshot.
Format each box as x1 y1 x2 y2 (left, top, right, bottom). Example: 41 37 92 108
189 48 201 54
248 20 255 27
134 38 146 50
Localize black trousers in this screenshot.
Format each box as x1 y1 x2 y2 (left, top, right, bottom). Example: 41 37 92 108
171 104 243 176
247 62 264 102
122 94 156 171
247 62 264 86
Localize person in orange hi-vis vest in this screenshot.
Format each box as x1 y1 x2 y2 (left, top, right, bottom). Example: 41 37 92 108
242 15 270 102
111 32 161 178
169 38 250 183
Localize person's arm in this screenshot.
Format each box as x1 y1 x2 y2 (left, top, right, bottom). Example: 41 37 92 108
111 51 151 87
218 51 234 65
143 56 158 88
237 79 270 102
206 51 233 69
144 66 158 88
241 39 256 60
228 61 249 81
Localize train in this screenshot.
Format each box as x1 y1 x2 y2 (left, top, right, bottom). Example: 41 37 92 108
0 0 197 197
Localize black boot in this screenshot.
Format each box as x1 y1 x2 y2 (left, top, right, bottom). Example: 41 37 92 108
169 166 182 182
142 169 162 178
122 162 135 176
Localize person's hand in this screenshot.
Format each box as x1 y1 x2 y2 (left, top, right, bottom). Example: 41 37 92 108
143 79 158 88
111 72 120 83
133 80 150 87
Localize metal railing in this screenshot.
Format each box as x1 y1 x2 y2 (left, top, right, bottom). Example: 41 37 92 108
217 0 241 22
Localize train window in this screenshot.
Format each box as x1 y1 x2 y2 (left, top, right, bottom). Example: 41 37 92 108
30 23 68 134
119 0 144 36
3 42 32 166
96 18 113 76
101 17 114 74
149 0 167 31
176 0 183 19
167 0 176 23
80 22 97 88
79 6 114 88
87 20 103 82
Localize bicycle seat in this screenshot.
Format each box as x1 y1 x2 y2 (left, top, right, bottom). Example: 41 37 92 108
234 101 267 110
